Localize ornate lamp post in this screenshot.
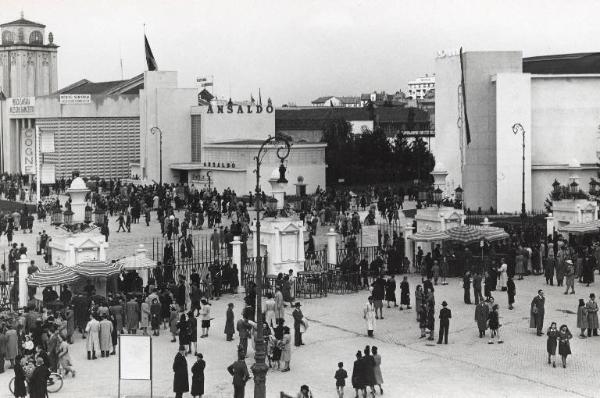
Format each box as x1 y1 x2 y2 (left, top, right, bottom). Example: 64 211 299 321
589 178 598 195
252 133 291 398
512 123 526 219
570 180 579 195
433 187 443 207
150 127 163 185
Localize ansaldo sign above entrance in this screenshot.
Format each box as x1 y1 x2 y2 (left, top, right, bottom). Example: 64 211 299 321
206 103 274 114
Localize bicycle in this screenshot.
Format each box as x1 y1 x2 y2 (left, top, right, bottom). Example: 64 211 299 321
9 371 63 394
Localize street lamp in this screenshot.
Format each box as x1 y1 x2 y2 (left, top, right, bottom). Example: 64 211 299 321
570 180 579 194
206 170 212 191
433 187 443 206
150 127 163 185
512 123 526 219
252 133 291 398
590 178 598 194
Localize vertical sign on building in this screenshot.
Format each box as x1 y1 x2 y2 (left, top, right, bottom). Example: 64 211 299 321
21 128 36 175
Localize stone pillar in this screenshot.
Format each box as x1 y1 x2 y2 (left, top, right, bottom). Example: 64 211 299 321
18 254 29 309
577 205 582 223
99 242 108 261
404 225 415 273
327 228 338 266
545 213 555 239
439 214 446 231
67 242 76 266
231 236 244 292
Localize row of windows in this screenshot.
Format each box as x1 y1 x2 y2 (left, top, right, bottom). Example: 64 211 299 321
2 30 43 45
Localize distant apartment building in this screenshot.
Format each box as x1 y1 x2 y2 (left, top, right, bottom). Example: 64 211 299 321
311 96 361 107
311 91 407 108
407 74 435 99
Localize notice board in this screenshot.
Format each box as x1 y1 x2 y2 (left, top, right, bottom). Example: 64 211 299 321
119 335 151 380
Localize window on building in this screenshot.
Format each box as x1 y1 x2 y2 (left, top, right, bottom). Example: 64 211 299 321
29 30 43 45
2 30 14 44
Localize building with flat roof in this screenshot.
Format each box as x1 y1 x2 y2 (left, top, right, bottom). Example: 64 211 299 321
408 75 435 100
434 50 600 213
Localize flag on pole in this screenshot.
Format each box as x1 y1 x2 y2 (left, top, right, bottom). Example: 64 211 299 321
258 88 262 106
251 94 255 104
459 47 471 144
145 34 158 71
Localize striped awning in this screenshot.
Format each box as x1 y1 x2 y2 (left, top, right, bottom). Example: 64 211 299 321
27 264 81 287
475 226 510 242
115 255 157 271
409 229 449 242
445 225 485 244
72 261 122 278
558 220 600 235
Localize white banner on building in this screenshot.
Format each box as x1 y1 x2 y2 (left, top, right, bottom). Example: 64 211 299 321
20 128 36 175
40 130 55 153
7 97 35 115
41 163 56 184
59 94 91 104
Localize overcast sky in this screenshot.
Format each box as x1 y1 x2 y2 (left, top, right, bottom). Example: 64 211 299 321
4 0 600 105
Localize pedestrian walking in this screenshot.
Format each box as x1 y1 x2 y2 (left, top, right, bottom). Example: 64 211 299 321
506 276 516 310
85 315 100 360
225 303 235 341
437 301 451 344
498 259 508 291
546 322 558 367
372 346 383 394
463 272 472 304
351 351 366 398
475 300 490 338
362 346 377 397
488 304 503 344
385 276 397 307
334 361 348 398
545 245 555 285
557 324 572 368
199 299 211 338
292 302 305 346
415 285 424 321
173 346 189 398
472 272 483 305
399 276 411 310
577 298 588 338
364 296 377 337
191 353 205 398
530 290 545 336
281 326 292 371
586 293 599 337
236 315 252 358
564 260 575 295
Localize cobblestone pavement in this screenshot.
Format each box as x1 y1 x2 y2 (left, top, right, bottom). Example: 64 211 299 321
3 204 600 397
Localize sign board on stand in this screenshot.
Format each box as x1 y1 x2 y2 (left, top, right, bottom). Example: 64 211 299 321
118 335 152 397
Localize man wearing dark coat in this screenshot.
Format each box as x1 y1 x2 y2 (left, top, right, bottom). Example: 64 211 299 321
173 346 189 398
29 357 50 398
437 301 452 344
463 272 472 304
227 350 250 398
507 276 516 310
292 302 305 346
530 290 545 336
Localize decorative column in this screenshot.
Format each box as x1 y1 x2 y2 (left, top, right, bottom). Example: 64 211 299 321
99 242 108 261
327 228 338 266
18 255 29 309
577 205 582 223
231 236 244 292
545 213 555 239
439 214 446 231
136 245 149 287
403 225 415 273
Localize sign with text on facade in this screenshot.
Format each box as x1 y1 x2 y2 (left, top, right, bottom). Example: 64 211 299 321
7 97 35 115
59 94 91 104
206 103 274 114
20 128 36 175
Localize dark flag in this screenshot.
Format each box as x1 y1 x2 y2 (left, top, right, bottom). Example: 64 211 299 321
145 34 158 71
258 88 262 106
459 47 471 144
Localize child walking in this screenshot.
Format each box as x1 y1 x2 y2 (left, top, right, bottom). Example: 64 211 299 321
334 361 348 398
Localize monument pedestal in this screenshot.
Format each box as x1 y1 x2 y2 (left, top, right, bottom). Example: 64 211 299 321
252 218 306 275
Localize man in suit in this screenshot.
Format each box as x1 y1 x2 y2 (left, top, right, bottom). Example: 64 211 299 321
530 289 545 336
292 302 305 346
236 315 251 358
437 301 452 344
227 350 250 398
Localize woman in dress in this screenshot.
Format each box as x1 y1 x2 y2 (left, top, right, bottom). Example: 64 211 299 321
150 298 162 336
140 300 151 336
190 353 205 398
415 285 424 322
169 305 179 343
577 298 588 338
188 311 198 355
557 324 572 368
515 246 526 280
280 326 292 372
419 304 428 338
372 346 383 395
546 322 558 367
585 293 599 337
12 354 27 398
498 259 508 291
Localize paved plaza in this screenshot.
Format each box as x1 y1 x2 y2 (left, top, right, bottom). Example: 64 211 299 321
2 212 600 397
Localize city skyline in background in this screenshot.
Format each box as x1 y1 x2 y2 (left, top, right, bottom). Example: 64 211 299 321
2 0 600 105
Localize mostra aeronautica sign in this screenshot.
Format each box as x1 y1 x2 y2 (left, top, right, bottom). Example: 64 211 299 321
206 103 274 114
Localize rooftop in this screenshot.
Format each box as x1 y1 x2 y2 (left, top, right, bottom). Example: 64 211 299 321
0 16 45 29
56 74 144 95
523 52 600 74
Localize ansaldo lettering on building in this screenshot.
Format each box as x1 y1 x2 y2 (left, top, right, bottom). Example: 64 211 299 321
206 104 273 114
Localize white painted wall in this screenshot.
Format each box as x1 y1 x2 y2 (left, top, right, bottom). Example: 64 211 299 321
495 73 532 213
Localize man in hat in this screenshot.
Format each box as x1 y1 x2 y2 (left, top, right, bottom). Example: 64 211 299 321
564 260 576 295
437 301 451 344
292 302 305 346
530 290 545 336
172 345 189 398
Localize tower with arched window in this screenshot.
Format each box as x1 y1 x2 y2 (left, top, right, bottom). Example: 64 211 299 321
0 12 58 97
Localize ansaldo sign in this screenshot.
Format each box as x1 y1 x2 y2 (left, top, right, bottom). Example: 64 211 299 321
21 128 36 175
206 103 274 115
